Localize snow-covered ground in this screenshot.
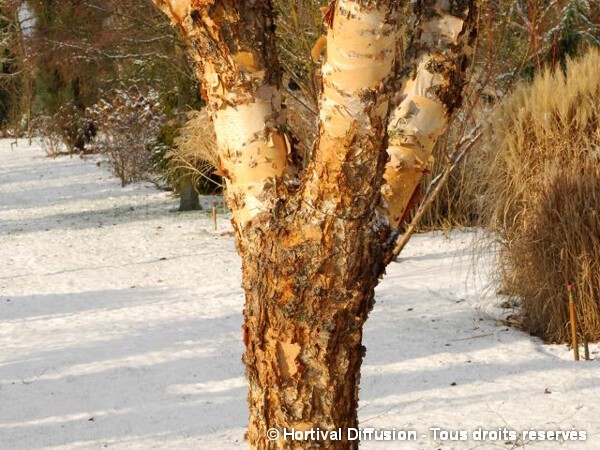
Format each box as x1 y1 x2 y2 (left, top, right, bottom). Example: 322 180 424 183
1 139 599 450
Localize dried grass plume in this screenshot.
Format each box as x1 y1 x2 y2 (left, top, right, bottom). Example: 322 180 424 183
479 49 600 343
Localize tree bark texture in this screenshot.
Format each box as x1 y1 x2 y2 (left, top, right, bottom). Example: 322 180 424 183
153 0 290 228
381 0 477 232
150 1 475 448
238 2 398 447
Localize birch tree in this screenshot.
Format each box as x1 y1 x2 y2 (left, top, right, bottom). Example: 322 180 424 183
151 1 476 448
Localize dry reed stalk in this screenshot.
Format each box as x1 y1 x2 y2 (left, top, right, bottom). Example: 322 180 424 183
212 203 217 231
167 110 221 192
478 49 600 343
568 285 579 361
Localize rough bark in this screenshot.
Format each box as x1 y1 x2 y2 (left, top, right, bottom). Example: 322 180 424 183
238 2 398 448
150 1 474 449
381 0 477 231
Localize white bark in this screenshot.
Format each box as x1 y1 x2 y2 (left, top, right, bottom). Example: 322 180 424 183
383 1 474 228
302 0 398 213
152 0 289 229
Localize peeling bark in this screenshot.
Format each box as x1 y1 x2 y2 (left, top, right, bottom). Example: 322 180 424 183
382 0 477 232
240 2 399 448
150 0 475 448
153 0 292 228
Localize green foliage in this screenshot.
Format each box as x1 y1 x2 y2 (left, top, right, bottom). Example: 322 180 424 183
549 0 600 68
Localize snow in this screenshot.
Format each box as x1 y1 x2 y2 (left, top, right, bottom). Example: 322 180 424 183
1 139 599 449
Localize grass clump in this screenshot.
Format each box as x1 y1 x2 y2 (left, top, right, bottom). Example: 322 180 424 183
166 109 221 194
479 49 600 343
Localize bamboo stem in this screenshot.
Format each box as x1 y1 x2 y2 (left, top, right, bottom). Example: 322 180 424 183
568 284 579 361
583 335 590 361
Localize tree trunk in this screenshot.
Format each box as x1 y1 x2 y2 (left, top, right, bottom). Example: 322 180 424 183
150 1 474 448
241 217 386 449
178 173 200 211
240 1 396 446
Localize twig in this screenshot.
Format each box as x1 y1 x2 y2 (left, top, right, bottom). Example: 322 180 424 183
212 203 217 231
583 335 590 361
389 128 483 261
451 333 493 341
22 367 49 385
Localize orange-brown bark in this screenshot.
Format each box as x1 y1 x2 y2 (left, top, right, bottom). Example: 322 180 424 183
153 0 292 227
382 0 477 231
238 2 399 447
150 1 475 449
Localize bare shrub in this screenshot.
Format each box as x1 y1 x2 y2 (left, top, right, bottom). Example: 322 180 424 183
88 88 165 186
479 49 600 343
271 0 327 166
414 123 483 231
32 102 93 157
272 0 326 108
33 115 64 158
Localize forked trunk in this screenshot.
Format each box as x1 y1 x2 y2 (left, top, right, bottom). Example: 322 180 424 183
150 0 474 448
240 0 396 445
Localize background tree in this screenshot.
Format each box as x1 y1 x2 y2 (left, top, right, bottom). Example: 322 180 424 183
0 3 19 132
0 0 33 136
151 0 476 448
166 109 221 211
24 0 201 151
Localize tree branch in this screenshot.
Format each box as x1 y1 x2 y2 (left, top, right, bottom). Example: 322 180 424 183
381 0 478 238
